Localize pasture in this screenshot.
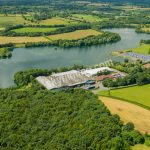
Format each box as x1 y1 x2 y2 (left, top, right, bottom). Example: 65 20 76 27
0 36 48 44
12 27 58 33
132 144 150 150
141 27 150 32
124 43 150 55
48 29 101 40
99 84 150 109
71 14 108 22
0 16 27 28
100 96 150 134
39 17 75 25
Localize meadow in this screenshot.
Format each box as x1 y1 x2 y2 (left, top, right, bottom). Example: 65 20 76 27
100 96 150 134
141 27 150 32
0 15 27 28
0 36 48 44
124 43 150 55
39 17 74 25
12 27 58 33
71 14 108 22
99 84 150 109
132 144 150 150
48 29 102 40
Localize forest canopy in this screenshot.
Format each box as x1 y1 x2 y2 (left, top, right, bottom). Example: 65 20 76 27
0 88 144 149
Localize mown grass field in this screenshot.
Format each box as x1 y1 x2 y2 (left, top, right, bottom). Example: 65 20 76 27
0 27 5 31
132 144 150 150
141 27 150 32
12 27 58 33
39 17 75 25
0 16 27 28
125 43 150 55
0 36 48 44
71 14 108 22
100 96 150 134
48 29 101 40
99 84 150 109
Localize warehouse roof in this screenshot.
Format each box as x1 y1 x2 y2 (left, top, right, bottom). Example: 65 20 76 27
36 67 112 90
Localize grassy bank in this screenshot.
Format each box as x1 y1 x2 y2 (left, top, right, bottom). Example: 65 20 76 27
99 84 150 110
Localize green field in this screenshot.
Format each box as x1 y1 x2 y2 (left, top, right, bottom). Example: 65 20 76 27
0 36 48 44
141 27 150 32
124 43 150 55
12 27 58 33
71 14 109 23
132 144 150 150
47 29 102 40
39 17 76 25
0 16 28 27
99 84 150 109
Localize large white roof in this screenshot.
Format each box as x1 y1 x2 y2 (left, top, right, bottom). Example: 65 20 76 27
36 67 112 90
80 67 112 76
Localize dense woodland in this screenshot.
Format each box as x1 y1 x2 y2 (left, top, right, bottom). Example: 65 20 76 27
0 88 144 149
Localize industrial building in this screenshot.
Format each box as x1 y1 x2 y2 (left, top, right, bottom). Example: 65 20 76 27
36 67 113 90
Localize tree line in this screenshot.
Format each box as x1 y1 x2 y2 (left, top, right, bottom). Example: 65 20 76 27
25 32 121 48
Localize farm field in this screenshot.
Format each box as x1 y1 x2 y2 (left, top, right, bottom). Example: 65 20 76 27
0 27 5 31
99 84 150 109
48 29 101 40
100 96 150 134
124 43 150 55
12 27 58 33
141 27 150 32
71 14 108 22
0 36 48 44
0 16 28 28
132 144 150 150
39 17 75 25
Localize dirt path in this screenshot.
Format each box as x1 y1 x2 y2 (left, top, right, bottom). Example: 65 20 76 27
100 96 150 134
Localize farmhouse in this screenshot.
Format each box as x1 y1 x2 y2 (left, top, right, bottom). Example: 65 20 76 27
36 67 113 90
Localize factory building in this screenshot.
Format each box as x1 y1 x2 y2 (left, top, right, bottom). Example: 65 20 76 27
36 67 113 90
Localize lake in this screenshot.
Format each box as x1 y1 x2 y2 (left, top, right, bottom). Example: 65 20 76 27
0 28 150 88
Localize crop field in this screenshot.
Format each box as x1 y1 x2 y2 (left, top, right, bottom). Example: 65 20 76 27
0 27 5 31
0 16 27 27
141 27 150 32
39 17 75 25
48 29 101 40
71 14 108 22
99 84 150 109
132 144 150 150
12 27 58 33
100 96 150 134
0 36 48 44
124 43 150 55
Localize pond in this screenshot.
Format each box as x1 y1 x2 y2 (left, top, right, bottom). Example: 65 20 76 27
0 28 150 88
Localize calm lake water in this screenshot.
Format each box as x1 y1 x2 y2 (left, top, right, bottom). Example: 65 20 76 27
0 28 150 88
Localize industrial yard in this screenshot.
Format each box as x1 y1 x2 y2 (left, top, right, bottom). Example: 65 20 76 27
36 67 124 90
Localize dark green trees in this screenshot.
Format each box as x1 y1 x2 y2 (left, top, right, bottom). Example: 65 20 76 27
0 88 144 149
